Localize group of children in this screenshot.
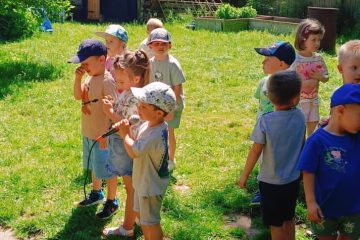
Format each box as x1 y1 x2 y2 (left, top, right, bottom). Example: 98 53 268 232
239 18 360 240
68 18 185 239
67 15 360 240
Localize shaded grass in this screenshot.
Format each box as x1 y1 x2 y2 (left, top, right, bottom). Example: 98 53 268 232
0 21 341 239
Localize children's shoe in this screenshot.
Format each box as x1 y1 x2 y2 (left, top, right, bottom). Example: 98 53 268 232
96 198 119 220
77 190 105 207
168 159 176 171
103 225 134 237
250 191 261 206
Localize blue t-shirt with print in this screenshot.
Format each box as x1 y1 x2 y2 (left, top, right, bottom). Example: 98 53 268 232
298 128 360 218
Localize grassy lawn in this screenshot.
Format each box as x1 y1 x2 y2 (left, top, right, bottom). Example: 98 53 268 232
0 21 341 240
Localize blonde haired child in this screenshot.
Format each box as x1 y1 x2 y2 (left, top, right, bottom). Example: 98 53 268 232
101 50 150 234
139 18 164 59
291 18 329 137
338 40 360 84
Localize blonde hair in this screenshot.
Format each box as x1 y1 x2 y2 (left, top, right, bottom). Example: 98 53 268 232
294 18 325 51
338 40 360 65
113 50 150 86
146 18 163 33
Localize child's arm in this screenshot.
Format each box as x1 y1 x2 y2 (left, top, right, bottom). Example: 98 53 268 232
173 84 182 103
238 142 263 188
303 171 324 222
116 119 137 158
310 71 328 83
102 96 123 123
73 66 86 100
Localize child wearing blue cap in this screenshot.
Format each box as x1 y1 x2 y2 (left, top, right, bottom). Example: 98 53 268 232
68 39 118 212
250 40 296 205
298 83 360 240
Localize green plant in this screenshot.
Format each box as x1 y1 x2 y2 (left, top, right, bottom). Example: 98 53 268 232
215 4 256 19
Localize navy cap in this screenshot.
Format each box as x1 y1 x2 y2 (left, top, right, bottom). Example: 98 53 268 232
68 39 107 63
331 83 360 108
255 41 296 66
147 28 171 45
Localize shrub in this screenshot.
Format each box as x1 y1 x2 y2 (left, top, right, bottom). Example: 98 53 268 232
215 4 257 19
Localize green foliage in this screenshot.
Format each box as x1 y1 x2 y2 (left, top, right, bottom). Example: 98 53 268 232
246 0 309 18
215 4 257 19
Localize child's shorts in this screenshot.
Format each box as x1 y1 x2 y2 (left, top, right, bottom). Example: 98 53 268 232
259 178 300 227
167 100 184 129
299 98 319 122
311 212 360 238
106 134 133 177
133 190 164 225
82 136 112 179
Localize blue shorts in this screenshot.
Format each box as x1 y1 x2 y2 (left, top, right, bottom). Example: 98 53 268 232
82 136 112 179
107 134 133 177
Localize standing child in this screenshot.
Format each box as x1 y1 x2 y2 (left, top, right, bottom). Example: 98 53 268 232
116 82 176 240
238 71 305 240
68 39 118 210
96 24 128 87
139 18 163 59
338 40 360 84
298 83 360 240
101 50 149 235
251 41 296 205
291 18 329 137
147 28 185 171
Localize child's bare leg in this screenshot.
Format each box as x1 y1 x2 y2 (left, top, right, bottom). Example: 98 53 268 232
282 220 295 240
122 176 136 230
306 121 318 137
92 171 102 190
270 226 286 240
106 176 117 200
169 127 176 162
142 224 163 240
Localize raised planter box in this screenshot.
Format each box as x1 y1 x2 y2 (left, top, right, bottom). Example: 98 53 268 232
194 15 302 34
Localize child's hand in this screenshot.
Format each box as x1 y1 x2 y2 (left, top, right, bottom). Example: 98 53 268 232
98 137 108 150
319 116 330 127
310 70 327 82
102 96 113 115
307 201 324 223
237 175 248 189
75 66 86 80
81 87 91 115
116 119 130 138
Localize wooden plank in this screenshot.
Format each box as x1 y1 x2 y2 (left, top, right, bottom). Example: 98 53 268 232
87 0 100 20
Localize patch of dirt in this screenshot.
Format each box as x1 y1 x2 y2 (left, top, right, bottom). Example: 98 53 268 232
224 213 260 238
0 227 17 240
173 184 190 194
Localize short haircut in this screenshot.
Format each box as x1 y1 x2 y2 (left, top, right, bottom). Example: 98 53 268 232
267 71 302 105
146 18 163 32
294 18 325 51
338 40 360 65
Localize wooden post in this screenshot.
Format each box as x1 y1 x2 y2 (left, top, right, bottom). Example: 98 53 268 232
87 0 100 20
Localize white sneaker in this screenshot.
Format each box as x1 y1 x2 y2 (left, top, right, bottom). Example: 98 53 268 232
168 159 176 171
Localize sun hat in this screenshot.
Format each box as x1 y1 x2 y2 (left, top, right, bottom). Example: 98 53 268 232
147 28 171 45
331 83 360 108
95 24 128 43
68 39 107 63
255 41 296 66
131 82 176 113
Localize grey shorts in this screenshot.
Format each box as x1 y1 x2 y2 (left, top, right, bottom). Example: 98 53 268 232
82 136 111 179
107 134 133 177
133 190 164 225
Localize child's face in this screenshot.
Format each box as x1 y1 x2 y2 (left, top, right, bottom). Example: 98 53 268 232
303 34 322 53
105 35 125 57
148 41 171 56
80 56 104 76
262 56 286 74
338 55 360 84
339 104 360 134
114 68 133 90
137 102 163 121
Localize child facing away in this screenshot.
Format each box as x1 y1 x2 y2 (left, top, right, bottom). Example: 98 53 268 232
138 18 163 59
298 83 360 240
147 28 185 171
238 71 306 240
68 39 118 210
116 82 177 240
250 40 296 205
101 50 150 234
290 18 329 137
96 24 128 85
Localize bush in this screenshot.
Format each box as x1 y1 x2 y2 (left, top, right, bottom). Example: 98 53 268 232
215 4 257 19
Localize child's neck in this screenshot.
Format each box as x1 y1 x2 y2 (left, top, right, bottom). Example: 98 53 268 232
148 119 164 128
274 105 294 111
298 50 314 58
154 54 169 61
324 118 345 136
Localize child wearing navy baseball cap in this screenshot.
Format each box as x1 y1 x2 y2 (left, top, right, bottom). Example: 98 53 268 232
299 83 360 239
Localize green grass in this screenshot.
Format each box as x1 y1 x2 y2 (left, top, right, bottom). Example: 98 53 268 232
0 21 341 239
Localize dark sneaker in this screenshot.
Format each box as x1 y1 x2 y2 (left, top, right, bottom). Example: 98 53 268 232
96 198 119 220
77 190 105 207
250 191 261 206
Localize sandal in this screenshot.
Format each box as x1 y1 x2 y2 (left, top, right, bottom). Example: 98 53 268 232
103 225 134 237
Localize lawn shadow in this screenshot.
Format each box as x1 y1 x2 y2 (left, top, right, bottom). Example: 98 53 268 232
48 205 109 240
0 60 62 99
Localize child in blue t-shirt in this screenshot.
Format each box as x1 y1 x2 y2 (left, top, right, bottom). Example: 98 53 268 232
298 83 360 240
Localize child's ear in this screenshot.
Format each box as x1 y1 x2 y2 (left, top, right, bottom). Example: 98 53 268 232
133 75 141 84
169 43 172 49
337 64 343 73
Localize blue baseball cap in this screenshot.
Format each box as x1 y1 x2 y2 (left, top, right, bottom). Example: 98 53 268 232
147 28 171 45
255 41 296 66
95 24 128 43
331 83 360 108
68 39 107 63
